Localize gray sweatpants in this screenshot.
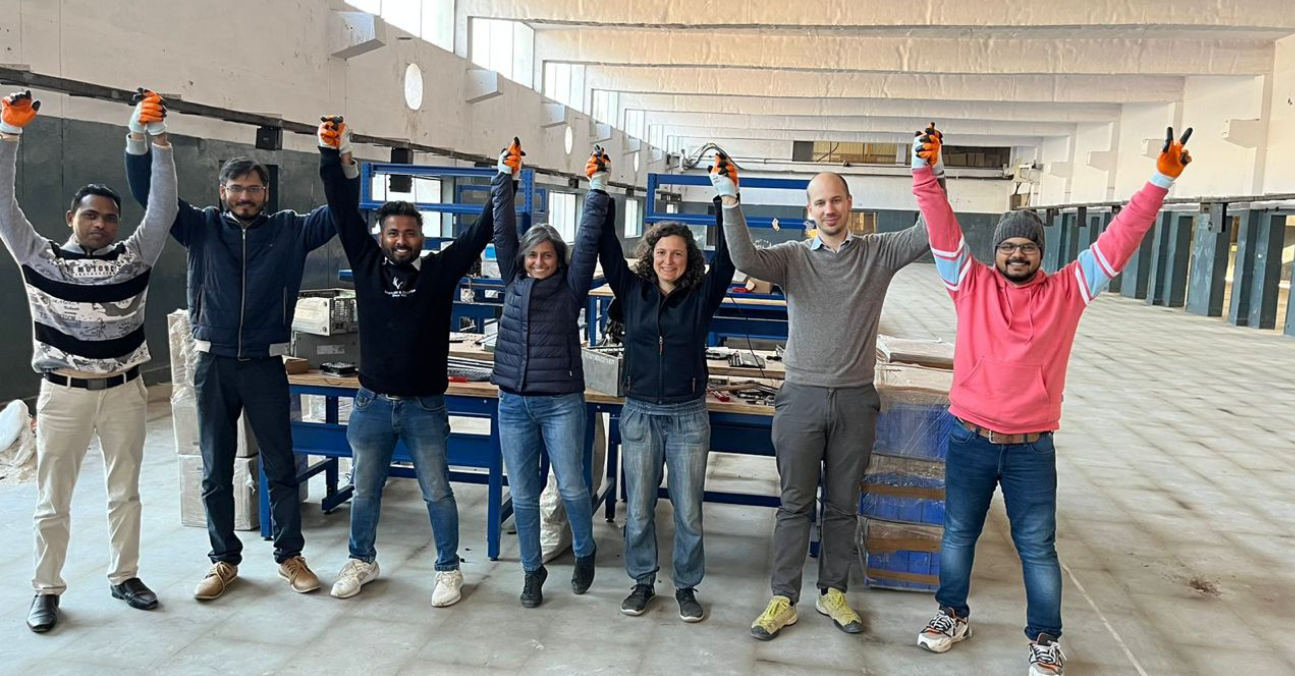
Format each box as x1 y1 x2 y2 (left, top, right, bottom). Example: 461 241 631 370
769 382 881 604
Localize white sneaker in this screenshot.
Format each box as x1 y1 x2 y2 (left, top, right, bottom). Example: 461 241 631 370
1028 634 1066 676
330 559 379 599
431 569 464 607
918 607 972 653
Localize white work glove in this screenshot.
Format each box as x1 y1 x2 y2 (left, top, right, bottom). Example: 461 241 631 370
708 151 739 199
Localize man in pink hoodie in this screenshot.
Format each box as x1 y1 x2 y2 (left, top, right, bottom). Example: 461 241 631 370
909 124 1192 676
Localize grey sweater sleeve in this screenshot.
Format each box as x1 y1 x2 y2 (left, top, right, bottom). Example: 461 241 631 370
875 214 930 271
123 143 179 265
0 138 47 264
721 201 789 285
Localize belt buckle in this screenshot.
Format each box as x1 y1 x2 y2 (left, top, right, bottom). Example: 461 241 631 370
988 429 1012 444
85 377 110 391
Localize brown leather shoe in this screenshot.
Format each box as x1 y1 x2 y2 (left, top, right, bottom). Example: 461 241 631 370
278 556 321 593
194 562 238 601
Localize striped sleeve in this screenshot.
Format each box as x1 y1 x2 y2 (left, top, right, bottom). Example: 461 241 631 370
1071 240 1119 305
1065 179 1168 305
931 235 975 295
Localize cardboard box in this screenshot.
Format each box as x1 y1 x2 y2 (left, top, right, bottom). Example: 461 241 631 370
292 289 358 336
179 454 260 531
291 331 362 368
283 357 310 374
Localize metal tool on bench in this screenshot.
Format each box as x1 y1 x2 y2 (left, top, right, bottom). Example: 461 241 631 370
320 362 358 377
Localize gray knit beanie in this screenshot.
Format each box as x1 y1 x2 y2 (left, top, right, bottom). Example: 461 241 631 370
993 210 1046 250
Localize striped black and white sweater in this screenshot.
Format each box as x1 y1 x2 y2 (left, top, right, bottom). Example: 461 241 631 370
0 136 178 375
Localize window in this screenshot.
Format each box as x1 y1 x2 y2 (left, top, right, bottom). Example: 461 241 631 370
624 199 643 238
591 90 619 125
550 192 577 242
471 18 535 88
369 175 442 237
543 63 585 111
793 141 903 165
343 1 454 53
624 109 645 141
942 145 1012 169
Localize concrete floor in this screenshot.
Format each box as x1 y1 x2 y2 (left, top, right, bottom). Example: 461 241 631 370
0 264 1292 676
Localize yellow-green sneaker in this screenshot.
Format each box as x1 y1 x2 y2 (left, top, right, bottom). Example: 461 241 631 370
815 588 863 633
750 595 798 641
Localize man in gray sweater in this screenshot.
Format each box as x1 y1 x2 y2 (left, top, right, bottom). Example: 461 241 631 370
724 170 934 640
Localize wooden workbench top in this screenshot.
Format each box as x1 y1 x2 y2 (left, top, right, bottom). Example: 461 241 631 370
288 370 775 416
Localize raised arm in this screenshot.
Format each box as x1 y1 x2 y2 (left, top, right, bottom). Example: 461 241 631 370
1066 127 1190 305
122 88 204 247
711 152 789 285
589 147 632 297
911 124 982 298
492 138 523 282
438 199 494 283
0 91 47 264
701 196 737 315
317 117 373 267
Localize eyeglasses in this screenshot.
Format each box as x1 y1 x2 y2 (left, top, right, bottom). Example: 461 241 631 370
223 185 267 196
997 243 1040 255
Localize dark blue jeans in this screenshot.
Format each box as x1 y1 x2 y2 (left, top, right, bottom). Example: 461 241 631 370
194 353 303 565
937 422 1063 640
346 388 459 571
498 391 595 573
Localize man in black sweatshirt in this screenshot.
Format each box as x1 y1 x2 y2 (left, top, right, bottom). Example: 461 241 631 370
315 118 493 607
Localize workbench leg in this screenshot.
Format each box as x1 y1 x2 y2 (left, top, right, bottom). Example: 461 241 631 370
322 457 340 514
605 416 621 522
259 464 272 540
488 422 503 561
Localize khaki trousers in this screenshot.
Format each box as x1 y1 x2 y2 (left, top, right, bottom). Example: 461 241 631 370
32 377 148 595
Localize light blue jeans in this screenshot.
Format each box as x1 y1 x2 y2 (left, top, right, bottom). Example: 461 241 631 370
620 396 710 589
346 388 459 571
498 391 595 573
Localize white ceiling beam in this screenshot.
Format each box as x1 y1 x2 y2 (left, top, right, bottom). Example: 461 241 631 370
641 111 1076 137
618 93 1121 123
537 30 1275 77
659 127 1041 148
459 0 1295 32
586 66 1185 104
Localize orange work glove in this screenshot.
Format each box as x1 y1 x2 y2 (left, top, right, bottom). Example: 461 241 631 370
0 90 40 135
497 136 525 175
129 87 167 135
317 115 352 154
586 145 610 191
708 151 739 198
911 122 944 175
1156 126 1193 179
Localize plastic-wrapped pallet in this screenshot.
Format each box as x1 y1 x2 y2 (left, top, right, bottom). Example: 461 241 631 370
874 363 956 461
169 311 258 458
179 454 260 531
859 454 945 525
875 334 954 370
857 517 941 593
539 413 608 562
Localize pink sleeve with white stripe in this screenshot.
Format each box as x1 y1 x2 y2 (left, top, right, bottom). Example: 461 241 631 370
1064 181 1169 305
913 166 985 298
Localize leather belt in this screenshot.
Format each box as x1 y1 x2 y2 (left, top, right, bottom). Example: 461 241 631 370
958 418 1045 445
44 366 141 391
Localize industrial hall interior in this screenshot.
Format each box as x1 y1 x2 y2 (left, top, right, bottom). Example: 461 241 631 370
0 1 1292 675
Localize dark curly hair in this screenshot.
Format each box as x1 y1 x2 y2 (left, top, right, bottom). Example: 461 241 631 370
632 221 707 291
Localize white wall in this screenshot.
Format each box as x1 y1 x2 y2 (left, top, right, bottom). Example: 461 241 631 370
1173 75 1268 197
1112 102 1178 197
0 0 660 186
1263 35 1295 194
1068 122 1117 203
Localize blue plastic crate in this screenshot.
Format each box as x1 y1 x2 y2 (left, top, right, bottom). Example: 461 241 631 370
858 518 942 593
859 455 946 525
874 404 955 461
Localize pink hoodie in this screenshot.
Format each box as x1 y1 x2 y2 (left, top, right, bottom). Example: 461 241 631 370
912 167 1169 433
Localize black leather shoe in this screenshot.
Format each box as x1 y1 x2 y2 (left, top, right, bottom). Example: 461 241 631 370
520 566 547 608
111 578 159 610
571 552 596 595
27 594 58 633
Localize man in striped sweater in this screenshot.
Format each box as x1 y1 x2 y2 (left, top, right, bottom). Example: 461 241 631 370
0 89 177 633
